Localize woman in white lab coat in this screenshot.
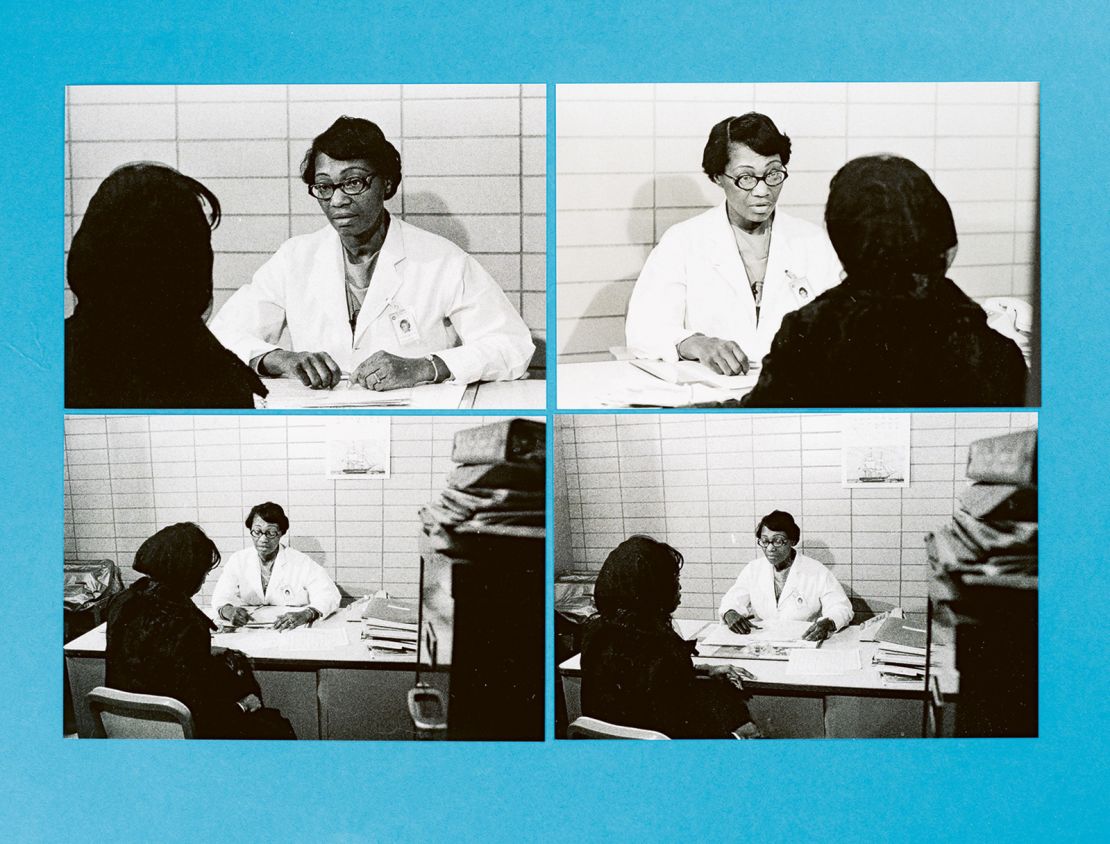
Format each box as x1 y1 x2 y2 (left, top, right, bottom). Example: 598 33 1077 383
209 116 535 390
718 510 853 641
625 113 842 374
212 502 341 630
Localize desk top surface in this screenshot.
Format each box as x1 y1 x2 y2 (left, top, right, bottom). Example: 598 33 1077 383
257 377 545 410
557 361 753 409
64 605 432 670
559 618 928 697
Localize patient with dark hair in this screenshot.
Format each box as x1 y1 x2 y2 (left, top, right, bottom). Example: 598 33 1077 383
742 154 1028 407
580 535 759 739
65 162 265 408
105 523 294 739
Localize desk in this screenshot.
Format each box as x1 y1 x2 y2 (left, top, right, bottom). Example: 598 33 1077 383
557 361 753 409
64 606 446 740
558 619 928 738
257 377 546 410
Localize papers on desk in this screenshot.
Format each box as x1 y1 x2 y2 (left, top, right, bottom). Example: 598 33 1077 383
697 620 818 660
234 605 300 628
786 648 862 675
630 359 761 391
700 620 817 647
600 382 697 408
259 379 467 409
213 628 349 652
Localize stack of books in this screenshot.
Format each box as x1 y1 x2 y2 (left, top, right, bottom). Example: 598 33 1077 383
927 429 1038 581
419 419 545 555
873 616 927 684
361 596 419 654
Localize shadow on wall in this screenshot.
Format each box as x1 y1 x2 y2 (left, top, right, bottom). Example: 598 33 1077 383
289 535 327 564
407 190 546 374
802 539 895 624
404 192 472 252
557 174 707 362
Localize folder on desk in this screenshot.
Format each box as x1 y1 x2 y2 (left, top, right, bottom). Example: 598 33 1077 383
630 359 760 391
875 617 927 653
361 597 418 630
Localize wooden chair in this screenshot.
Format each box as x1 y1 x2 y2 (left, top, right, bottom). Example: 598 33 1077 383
86 686 195 739
566 716 670 740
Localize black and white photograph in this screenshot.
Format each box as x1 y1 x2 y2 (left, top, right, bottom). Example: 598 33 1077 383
555 82 1039 409
64 84 547 411
554 412 1038 739
63 414 545 740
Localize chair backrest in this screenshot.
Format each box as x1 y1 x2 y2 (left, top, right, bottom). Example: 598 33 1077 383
86 686 195 739
567 716 670 740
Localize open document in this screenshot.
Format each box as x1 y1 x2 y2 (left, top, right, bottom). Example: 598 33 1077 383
630 359 761 391
259 378 467 409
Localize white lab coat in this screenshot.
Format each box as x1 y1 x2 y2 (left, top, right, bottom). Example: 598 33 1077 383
208 218 535 384
625 204 843 365
717 552 853 630
211 545 341 619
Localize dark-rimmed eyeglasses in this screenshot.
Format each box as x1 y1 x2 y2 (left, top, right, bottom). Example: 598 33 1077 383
757 536 791 549
721 169 788 191
308 174 378 201
251 528 282 539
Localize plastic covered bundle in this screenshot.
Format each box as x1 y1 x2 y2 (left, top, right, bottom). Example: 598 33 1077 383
64 560 124 613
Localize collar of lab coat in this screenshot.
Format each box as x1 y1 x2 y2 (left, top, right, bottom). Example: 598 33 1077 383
705 201 772 326
704 201 805 321
324 215 409 346
251 545 287 601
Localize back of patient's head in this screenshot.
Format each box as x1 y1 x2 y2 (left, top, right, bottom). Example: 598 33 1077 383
133 522 220 596
67 162 221 324
825 155 957 283
594 535 683 621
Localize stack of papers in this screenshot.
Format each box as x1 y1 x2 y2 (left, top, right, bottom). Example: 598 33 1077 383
873 617 928 683
362 597 419 654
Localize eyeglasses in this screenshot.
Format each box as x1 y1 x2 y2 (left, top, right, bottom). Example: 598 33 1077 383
721 169 788 191
251 529 282 539
757 537 791 549
308 174 378 201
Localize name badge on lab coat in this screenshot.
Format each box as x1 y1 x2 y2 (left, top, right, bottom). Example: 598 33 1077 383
389 306 421 347
786 271 812 306
280 585 309 605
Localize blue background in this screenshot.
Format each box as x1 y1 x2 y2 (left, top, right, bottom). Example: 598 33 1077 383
1 1 1108 839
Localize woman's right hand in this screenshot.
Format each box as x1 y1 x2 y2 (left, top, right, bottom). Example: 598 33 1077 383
220 605 253 627
677 335 750 375
723 610 753 634
237 693 262 713
261 350 342 389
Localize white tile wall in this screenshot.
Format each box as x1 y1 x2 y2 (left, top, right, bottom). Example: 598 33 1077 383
556 82 1039 362
64 84 546 349
64 414 525 605
554 412 1037 620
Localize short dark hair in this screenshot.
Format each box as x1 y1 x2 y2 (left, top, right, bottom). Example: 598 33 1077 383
133 522 220 596
702 112 792 181
245 502 289 534
594 535 684 623
67 162 221 321
300 116 401 200
825 155 958 280
755 510 801 543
